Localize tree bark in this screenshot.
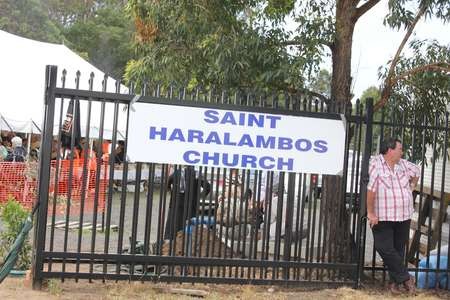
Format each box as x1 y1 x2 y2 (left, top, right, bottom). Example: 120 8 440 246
330 0 357 105
322 176 352 264
322 1 358 269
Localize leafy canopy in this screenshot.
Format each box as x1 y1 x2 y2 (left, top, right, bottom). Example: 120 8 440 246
124 0 314 91
0 0 134 79
125 0 449 108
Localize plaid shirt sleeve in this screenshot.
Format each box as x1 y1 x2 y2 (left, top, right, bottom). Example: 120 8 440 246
367 157 379 192
400 159 421 179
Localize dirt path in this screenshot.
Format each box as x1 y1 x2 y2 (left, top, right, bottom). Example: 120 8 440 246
0 277 448 299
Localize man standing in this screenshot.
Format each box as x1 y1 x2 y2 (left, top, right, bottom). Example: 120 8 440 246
164 166 211 240
367 137 420 294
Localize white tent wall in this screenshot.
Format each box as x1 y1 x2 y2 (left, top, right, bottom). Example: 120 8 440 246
0 30 127 140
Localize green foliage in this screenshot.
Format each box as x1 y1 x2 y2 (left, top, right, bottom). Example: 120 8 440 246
61 4 134 78
385 0 450 30
381 40 450 116
360 86 381 102
264 0 296 21
308 69 331 97
360 86 382 122
377 40 450 162
0 197 32 270
124 1 307 92
290 1 335 69
124 0 449 104
0 0 63 43
47 278 62 295
0 0 134 79
0 0 448 114
44 0 99 27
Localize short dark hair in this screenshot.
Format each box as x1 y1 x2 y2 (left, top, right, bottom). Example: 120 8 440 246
380 137 402 154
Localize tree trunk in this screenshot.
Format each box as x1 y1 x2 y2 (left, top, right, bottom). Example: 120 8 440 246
331 1 356 104
322 1 357 268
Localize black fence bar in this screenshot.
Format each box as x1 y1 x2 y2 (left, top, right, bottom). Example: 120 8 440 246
32 65 58 289
47 71 67 273
355 98 373 287
75 75 94 280
436 112 448 287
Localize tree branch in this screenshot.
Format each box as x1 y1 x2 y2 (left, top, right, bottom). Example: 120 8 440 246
354 0 382 21
256 81 331 105
287 87 331 105
280 39 333 50
374 4 428 112
391 63 450 85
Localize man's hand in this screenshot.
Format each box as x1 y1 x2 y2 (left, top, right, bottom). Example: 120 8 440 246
366 190 378 228
410 176 419 191
368 212 379 228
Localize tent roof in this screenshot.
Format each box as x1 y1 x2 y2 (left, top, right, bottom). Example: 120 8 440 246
0 30 127 139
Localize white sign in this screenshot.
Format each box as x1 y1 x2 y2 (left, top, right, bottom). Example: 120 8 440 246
127 103 346 174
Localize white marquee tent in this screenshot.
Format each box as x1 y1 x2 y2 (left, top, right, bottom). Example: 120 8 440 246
0 29 127 139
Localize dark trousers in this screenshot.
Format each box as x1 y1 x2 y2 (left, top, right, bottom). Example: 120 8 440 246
372 219 411 284
164 192 198 240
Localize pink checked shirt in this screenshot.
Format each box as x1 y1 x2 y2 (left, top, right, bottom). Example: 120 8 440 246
367 154 420 221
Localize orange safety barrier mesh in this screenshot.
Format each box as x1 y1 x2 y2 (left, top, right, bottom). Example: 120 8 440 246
0 162 35 207
0 161 109 216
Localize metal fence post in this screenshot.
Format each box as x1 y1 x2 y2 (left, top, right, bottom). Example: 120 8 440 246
32 65 57 289
355 98 373 288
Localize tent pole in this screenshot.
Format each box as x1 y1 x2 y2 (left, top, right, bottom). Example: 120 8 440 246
0 114 15 133
32 119 42 133
27 121 32 159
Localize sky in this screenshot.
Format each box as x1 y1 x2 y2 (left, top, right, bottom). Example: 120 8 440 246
351 1 450 99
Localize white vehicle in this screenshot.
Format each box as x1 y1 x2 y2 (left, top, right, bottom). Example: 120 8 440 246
301 149 363 204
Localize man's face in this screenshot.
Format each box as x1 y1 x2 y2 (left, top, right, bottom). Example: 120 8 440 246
80 139 87 148
388 141 403 163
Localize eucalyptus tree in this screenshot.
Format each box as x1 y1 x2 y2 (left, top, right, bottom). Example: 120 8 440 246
125 0 449 109
125 0 449 265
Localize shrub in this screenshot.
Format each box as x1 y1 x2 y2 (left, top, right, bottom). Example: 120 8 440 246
0 197 32 270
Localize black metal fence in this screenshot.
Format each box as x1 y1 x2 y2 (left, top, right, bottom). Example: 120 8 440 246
31 65 371 288
31 65 450 290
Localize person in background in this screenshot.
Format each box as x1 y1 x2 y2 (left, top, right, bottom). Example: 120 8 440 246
78 137 97 169
100 140 111 162
51 139 59 160
367 137 420 295
3 135 12 152
5 136 27 162
114 141 125 164
29 148 39 162
0 136 8 161
164 166 211 240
